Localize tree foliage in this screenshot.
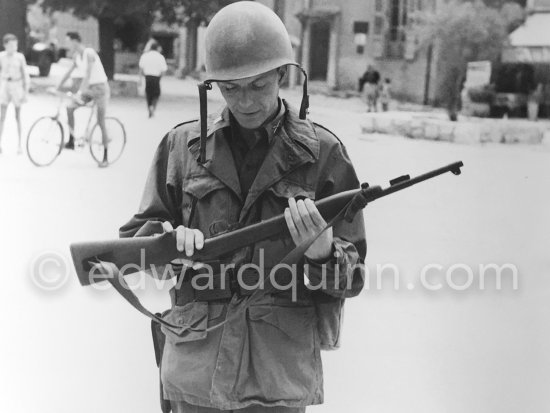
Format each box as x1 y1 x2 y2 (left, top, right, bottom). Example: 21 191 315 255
153 0 238 25
422 1 509 119
39 0 153 20
36 0 236 78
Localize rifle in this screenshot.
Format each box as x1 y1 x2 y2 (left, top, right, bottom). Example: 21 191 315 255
70 161 463 286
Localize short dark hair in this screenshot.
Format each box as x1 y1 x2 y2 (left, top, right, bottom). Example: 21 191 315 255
150 41 159 51
3 33 17 45
66 32 82 42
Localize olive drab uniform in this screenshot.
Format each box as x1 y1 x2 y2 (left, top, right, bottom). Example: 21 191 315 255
119 101 367 410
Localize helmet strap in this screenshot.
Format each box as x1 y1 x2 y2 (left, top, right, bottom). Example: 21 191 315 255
197 82 212 164
298 67 309 120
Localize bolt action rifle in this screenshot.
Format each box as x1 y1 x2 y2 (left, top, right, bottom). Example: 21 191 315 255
70 161 463 286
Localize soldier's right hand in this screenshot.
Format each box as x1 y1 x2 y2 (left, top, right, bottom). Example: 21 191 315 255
162 222 205 268
162 221 208 270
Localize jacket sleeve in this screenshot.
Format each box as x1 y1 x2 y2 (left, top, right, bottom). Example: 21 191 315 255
304 141 366 298
119 133 182 238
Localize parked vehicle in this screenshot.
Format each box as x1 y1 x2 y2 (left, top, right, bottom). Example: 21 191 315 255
25 36 60 77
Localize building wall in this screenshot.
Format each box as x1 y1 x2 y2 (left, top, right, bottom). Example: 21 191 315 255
298 0 441 103
334 0 373 91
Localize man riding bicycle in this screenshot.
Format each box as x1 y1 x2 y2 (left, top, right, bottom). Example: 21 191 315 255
57 32 110 167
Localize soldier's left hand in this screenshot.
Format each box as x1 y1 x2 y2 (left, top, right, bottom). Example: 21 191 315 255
284 198 333 261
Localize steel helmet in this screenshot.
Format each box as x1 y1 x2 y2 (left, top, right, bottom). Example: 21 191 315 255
205 1 297 81
197 2 309 165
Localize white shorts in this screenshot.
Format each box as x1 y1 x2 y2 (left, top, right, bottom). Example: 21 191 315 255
0 80 25 107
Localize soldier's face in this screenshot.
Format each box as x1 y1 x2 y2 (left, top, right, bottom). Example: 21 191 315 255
218 69 281 129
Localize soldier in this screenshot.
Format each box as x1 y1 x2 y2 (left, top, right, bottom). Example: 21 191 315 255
120 2 366 412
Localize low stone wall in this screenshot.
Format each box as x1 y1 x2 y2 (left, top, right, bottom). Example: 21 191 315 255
109 77 138 98
361 113 550 145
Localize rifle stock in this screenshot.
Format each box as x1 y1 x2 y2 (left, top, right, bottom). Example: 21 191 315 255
70 161 463 286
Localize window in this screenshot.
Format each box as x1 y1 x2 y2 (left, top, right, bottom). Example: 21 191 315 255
353 21 369 54
374 16 384 35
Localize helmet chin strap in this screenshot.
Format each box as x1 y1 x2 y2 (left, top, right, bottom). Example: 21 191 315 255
297 66 309 120
197 65 309 164
197 82 212 165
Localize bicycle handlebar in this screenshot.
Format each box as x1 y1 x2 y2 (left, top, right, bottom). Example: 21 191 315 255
46 87 86 105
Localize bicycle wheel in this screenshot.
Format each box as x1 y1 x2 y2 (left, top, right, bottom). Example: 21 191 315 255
26 116 64 167
89 117 126 166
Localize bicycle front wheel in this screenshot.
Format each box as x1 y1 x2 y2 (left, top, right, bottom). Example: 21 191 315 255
26 116 64 167
89 117 127 166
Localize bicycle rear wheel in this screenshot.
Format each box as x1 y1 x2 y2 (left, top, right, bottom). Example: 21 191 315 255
26 116 64 167
89 117 126 166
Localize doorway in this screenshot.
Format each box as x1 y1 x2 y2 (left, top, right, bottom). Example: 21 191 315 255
309 20 330 81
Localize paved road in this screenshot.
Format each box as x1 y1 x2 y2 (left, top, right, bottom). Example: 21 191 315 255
1 89 549 413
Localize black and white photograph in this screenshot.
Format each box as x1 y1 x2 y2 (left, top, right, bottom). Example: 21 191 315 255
1 0 548 412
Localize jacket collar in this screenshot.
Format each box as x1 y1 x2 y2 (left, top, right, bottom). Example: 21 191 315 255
187 100 320 219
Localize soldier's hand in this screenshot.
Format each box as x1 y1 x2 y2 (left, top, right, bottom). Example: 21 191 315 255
284 198 333 261
162 222 205 268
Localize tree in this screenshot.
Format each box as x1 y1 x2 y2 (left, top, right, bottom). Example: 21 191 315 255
38 0 236 79
39 0 157 79
481 0 527 8
423 1 508 120
154 0 237 75
500 2 527 32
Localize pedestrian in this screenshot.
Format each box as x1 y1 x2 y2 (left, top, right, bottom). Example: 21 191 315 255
56 32 110 167
380 78 391 112
0 33 30 155
359 64 380 112
119 2 366 412
139 40 167 118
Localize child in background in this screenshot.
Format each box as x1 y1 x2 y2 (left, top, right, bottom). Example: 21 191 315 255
0 33 30 154
380 78 391 112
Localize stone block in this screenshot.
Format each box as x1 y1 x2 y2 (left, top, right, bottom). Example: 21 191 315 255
501 125 543 144
392 118 412 137
424 122 440 140
454 122 481 144
360 117 376 134
109 79 138 97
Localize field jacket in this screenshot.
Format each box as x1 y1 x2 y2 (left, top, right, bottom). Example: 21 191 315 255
119 101 367 410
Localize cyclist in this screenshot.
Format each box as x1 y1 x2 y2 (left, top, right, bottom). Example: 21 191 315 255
0 33 30 155
57 31 110 167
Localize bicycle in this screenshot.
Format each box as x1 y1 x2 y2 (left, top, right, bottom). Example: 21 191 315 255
26 88 126 167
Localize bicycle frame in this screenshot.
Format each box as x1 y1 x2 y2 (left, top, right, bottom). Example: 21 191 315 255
50 92 97 144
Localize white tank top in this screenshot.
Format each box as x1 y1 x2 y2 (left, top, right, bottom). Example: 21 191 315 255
75 48 108 85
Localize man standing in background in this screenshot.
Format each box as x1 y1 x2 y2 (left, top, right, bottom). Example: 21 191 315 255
359 64 381 112
139 40 168 118
0 33 30 155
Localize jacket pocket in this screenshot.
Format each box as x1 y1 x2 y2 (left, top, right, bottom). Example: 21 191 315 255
161 302 209 344
182 173 226 200
268 179 315 201
241 305 321 402
248 304 315 344
181 173 238 234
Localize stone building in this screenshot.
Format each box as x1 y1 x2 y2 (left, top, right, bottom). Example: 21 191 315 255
253 0 444 104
